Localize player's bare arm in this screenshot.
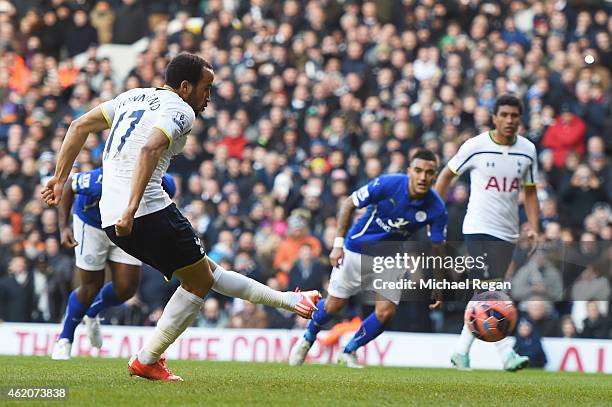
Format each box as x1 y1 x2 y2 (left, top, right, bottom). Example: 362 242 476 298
434 166 457 200
115 128 170 237
58 174 78 248
41 107 110 206
523 185 540 255
330 196 357 266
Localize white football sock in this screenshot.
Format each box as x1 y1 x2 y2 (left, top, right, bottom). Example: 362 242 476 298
495 337 515 361
211 265 300 311
138 286 203 364
456 323 475 354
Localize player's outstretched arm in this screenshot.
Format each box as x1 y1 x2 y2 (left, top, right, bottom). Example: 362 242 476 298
58 174 77 248
434 166 457 200
330 196 357 266
42 107 110 206
115 128 169 237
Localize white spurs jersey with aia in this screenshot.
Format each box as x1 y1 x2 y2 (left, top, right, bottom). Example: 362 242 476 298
447 131 538 242
98 87 194 228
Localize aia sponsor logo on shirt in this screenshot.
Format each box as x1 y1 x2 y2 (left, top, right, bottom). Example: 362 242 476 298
485 176 519 192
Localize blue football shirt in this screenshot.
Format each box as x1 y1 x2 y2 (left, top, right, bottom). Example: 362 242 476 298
72 167 103 228
345 174 447 253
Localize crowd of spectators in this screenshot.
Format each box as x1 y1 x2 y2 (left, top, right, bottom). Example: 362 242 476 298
0 0 611 341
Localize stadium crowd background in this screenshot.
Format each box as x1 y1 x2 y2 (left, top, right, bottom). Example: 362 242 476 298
0 0 610 352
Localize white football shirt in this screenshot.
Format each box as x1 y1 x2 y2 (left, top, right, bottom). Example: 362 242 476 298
447 131 538 242
98 87 195 228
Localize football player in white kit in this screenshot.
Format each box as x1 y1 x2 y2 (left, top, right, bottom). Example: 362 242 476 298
435 95 540 372
42 53 320 381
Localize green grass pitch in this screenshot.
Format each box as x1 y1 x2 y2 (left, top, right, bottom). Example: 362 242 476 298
1 356 610 406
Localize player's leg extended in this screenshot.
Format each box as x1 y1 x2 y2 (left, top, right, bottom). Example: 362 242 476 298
102 204 211 380
289 295 348 366
453 235 488 370
52 268 104 360
143 257 214 360
131 257 214 381
338 298 395 368
488 240 529 371
452 309 476 370
207 259 320 318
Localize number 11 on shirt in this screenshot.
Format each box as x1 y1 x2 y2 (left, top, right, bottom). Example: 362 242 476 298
104 109 145 160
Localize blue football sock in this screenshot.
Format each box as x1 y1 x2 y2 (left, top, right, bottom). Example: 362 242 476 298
304 299 332 343
85 282 123 318
59 290 88 342
343 312 386 354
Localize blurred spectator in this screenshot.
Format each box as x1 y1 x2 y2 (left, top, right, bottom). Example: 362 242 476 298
570 81 606 138
520 300 560 337
580 300 610 339
511 248 563 302
90 1 115 45
219 120 248 159
501 16 530 50
587 137 612 201
44 237 72 276
64 8 98 57
39 9 62 59
288 243 326 292
560 165 608 231
445 182 468 242
570 263 611 304
273 215 322 274
228 301 268 329
263 277 296 329
514 320 547 368
234 249 265 283
196 298 228 328
0 224 15 276
112 0 148 45
542 104 586 168
560 315 579 338
208 230 235 264
0 256 45 322
540 199 560 229
43 251 71 323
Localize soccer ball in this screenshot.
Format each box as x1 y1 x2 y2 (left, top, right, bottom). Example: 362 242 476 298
464 291 518 342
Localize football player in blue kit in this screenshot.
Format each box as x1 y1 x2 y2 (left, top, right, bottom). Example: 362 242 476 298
52 166 176 360
290 148 448 368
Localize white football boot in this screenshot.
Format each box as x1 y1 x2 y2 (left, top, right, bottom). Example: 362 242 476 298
83 315 103 349
51 338 72 360
289 336 314 366
337 351 363 369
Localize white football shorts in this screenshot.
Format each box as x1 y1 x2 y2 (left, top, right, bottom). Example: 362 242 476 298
327 248 402 305
73 214 141 271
